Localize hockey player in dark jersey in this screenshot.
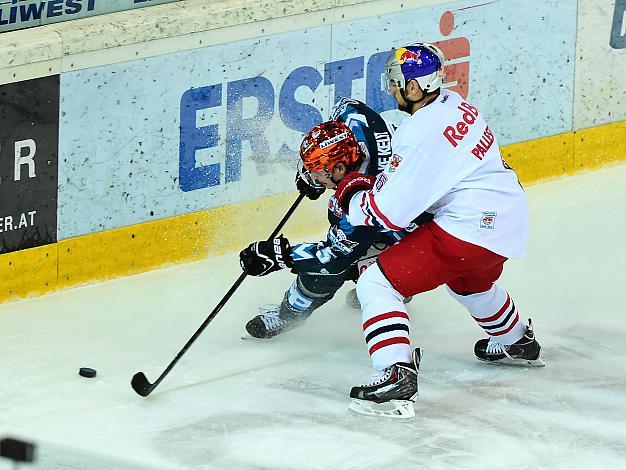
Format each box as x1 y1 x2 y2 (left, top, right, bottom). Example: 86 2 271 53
239 98 431 339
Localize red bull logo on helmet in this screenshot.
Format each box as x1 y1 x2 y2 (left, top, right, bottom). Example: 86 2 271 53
396 47 422 64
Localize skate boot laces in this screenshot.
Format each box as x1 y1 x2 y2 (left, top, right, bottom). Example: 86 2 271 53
486 338 513 359
363 367 395 387
485 319 536 358
258 304 280 316
257 304 285 330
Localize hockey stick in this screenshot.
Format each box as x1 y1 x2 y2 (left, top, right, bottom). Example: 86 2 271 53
131 192 306 397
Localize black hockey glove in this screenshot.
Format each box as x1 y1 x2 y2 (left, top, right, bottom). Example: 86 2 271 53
295 170 325 200
239 235 294 277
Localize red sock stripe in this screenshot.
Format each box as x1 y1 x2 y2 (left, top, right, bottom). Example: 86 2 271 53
368 336 411 355
489 313 520 336
363 311 409 331
476 294 511 324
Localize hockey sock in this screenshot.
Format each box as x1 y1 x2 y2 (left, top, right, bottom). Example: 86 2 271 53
357 264 412 371
280 278 332 319
447 284 526 345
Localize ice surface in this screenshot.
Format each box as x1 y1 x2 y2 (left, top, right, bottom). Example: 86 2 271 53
1 165 626 469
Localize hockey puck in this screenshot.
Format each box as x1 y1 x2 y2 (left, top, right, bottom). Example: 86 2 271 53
79 367 97 378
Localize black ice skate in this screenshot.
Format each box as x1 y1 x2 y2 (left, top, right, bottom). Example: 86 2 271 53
243 304 306 339
349 348 422 419
474 319 545 367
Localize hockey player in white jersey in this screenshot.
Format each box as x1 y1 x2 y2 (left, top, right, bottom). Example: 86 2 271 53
333 43 544 418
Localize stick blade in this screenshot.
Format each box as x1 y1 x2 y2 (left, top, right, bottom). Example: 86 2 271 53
131 372 154 397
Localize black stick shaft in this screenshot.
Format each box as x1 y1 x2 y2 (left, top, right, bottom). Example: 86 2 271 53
132 192 306 396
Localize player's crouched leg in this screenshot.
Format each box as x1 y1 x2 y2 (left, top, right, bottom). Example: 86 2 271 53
245 275 338 339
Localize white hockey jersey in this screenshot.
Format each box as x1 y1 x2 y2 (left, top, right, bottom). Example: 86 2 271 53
346 90 528 259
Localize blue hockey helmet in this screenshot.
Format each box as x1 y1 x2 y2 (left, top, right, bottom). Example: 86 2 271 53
382 43 445 94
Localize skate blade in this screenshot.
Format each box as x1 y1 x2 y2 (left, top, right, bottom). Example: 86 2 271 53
240 331 265 341
478 356 546 367
241 330 281 341
348 398 416 419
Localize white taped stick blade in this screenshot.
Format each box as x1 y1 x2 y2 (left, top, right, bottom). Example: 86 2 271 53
348 398 416 419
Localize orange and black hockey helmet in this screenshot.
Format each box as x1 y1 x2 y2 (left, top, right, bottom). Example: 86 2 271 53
299 120 360 174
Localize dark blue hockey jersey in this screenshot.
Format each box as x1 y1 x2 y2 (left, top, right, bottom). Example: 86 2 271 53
290 98 413 276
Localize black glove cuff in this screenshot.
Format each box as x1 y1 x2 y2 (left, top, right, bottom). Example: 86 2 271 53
274 236 294 269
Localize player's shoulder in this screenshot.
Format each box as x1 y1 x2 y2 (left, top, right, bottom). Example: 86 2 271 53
400 90 462 135
395 90 480 154
440 89 462 103
391 115 435 153
428 89 464 116
431 89 481 121
393 114 422 143
329 97 372 121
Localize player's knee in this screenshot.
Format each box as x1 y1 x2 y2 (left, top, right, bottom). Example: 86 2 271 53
299 273 343 297
356 264 403 309
356 264 381 299
446 284 499 309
